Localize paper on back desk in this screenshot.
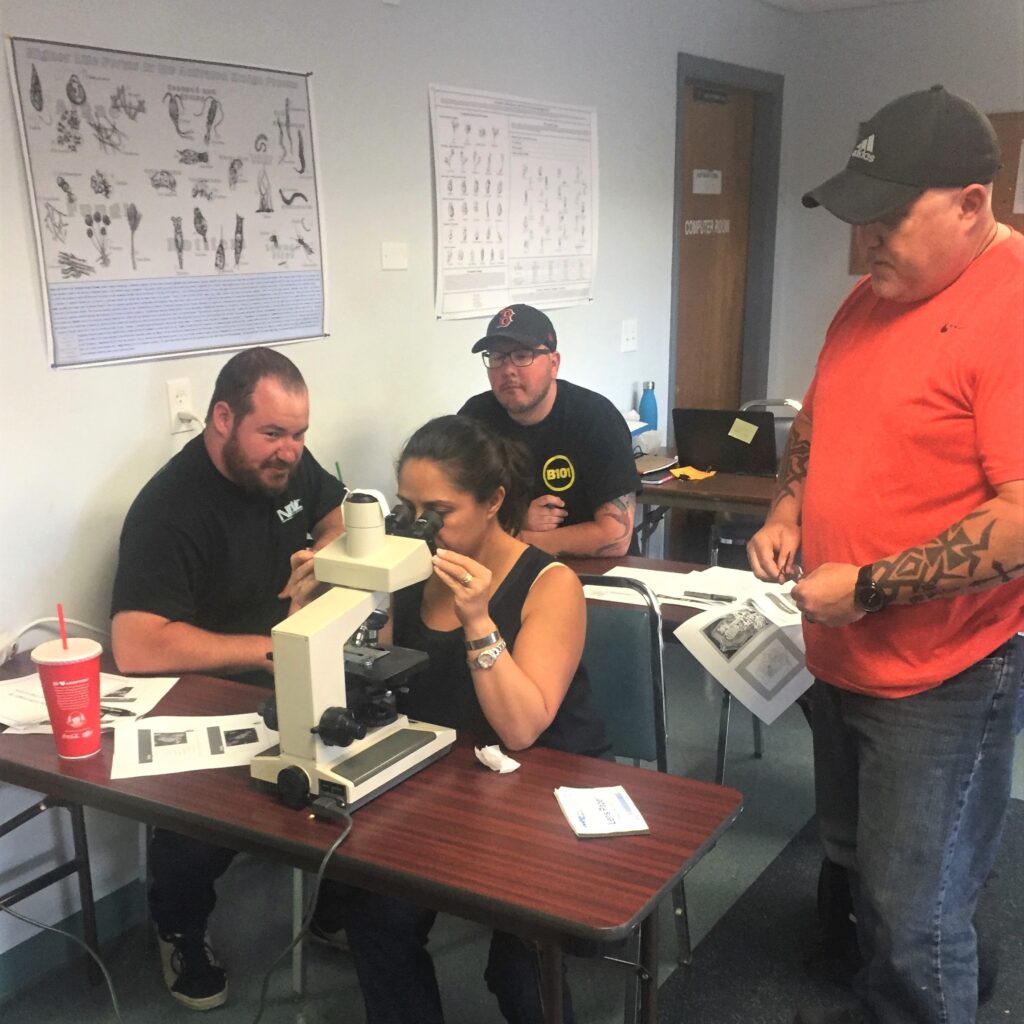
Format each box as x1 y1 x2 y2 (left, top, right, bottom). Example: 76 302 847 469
0 673 178 732
602 565 755 603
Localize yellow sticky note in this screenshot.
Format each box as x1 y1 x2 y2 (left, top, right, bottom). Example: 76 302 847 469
672 466 716 481
729 418 758 444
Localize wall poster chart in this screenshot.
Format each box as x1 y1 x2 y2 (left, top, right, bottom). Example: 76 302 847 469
7 37 326 368
429 83 598 320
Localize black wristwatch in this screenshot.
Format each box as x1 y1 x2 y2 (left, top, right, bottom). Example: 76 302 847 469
854 564 889 613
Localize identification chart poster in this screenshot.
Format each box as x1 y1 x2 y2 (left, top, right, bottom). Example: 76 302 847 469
7 38 326 367
429 83 598 320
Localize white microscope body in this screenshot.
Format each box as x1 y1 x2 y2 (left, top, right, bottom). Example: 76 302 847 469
250 493 455 811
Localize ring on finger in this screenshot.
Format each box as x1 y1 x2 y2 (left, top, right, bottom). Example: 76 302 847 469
460 572 473 586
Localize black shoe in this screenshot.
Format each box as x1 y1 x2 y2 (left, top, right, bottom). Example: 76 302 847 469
157 929 228 1010
794 1006 870 1024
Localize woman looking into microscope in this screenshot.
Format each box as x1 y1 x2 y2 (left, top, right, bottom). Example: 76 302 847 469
340 413 608 1024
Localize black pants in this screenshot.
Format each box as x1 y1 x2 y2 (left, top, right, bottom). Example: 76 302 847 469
148 828 345 935
337 883 575 1024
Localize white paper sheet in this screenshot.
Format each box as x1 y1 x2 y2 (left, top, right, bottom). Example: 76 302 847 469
110 712 277 779
673 593 812 725
588 565 762 610
0 672 178 733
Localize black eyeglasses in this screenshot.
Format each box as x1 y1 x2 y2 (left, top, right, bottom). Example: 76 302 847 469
481 348 551 369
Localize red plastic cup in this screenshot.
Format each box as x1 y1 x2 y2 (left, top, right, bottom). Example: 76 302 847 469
31 637 103 759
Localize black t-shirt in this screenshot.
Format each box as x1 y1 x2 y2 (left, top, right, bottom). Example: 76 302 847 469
459 379 638 527
394 545 609 757
111 435 344 684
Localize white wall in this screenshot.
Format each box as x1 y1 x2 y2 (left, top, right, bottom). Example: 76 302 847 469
0 0 1020 959
767 0 1024 398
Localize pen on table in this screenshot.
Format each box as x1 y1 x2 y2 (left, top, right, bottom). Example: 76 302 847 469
682 591 735 603
100 705 135 717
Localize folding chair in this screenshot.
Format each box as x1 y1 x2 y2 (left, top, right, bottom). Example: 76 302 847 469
578 575 692 1022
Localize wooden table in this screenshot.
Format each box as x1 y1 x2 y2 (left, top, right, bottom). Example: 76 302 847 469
0 664 742 1024
636 473 775 556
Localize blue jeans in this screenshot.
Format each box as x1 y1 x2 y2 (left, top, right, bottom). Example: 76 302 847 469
811 635 1022 1024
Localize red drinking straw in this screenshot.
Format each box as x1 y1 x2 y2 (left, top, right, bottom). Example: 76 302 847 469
57 603 68 649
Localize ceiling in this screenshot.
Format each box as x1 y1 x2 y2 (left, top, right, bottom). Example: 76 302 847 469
759 0 924 12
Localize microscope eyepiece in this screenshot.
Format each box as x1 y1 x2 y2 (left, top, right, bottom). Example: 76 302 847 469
385 505 444 553
384 504 415 533
410 510 443 553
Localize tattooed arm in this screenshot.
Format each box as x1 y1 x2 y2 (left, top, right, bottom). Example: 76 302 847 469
520 493 636 558
748 408 813 582
791 480 1024 627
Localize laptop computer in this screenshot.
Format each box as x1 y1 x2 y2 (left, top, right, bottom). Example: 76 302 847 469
671 408 778 477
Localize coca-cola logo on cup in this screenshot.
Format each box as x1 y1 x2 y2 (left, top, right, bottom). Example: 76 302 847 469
68 712 86 727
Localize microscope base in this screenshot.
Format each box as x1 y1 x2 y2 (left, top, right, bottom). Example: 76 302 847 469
251 714 455 811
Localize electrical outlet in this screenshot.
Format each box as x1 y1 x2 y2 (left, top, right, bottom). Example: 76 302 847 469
166 377 194 434
620 319 638 353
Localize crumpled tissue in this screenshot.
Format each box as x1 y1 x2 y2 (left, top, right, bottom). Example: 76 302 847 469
474 745 521 774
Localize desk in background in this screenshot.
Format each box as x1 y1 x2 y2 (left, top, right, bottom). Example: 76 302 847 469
636 473 775 557
0 663 742 1024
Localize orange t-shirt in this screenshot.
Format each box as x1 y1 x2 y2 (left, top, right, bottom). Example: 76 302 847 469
801 230 1024 697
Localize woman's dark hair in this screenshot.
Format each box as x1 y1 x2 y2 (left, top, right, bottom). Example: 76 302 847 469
206 346 306 420
397 415 533 534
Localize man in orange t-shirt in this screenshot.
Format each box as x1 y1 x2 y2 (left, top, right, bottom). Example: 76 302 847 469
749 87 1023 1024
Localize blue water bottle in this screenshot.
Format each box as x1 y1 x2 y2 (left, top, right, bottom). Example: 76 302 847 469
638 381 658 431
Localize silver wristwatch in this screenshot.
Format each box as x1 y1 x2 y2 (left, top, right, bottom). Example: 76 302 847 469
468 639 507 670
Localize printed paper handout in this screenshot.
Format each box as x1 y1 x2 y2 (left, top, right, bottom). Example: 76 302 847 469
0 672 178 733
554 785 649 838
110 713 278 779
673 578 813 725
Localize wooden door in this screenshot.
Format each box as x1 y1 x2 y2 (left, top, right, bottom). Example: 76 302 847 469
674 84 755 411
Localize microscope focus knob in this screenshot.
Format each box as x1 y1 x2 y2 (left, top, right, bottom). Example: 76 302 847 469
256 696 278 732
315 706 367 747
276 766 310 810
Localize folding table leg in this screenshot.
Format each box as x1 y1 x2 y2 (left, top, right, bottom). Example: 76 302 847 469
538 940 564 1024
67 803 102 985
638 906 659 1024
716 690 732 785
291 868 305 995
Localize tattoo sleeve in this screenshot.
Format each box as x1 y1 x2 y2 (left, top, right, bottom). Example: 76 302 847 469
770 409 812 516
593 493 637 557
873 505 1024 605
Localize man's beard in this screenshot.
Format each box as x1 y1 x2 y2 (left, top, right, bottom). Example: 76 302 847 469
223 432 296 497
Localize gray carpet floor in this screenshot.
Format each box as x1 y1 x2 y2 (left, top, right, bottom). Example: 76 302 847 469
656 799 1024 1024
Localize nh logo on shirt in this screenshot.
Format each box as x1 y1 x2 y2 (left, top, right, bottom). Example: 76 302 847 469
851 134 875 163
276 498 304 523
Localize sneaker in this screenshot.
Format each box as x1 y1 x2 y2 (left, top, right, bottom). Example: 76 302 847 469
157 930 228 1010
309 919 349 952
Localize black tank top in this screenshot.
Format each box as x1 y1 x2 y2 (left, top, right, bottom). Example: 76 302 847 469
394 546 609 757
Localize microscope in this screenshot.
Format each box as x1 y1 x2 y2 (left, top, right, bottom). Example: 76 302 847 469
250 492 456 813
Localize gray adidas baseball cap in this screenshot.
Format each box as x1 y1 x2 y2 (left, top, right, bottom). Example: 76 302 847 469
802 86 1001 225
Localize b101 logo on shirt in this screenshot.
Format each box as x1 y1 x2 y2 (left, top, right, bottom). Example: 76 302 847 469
543 454 575 492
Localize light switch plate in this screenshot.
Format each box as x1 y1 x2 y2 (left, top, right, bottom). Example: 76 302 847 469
621 318 638 353
381 242 409 270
